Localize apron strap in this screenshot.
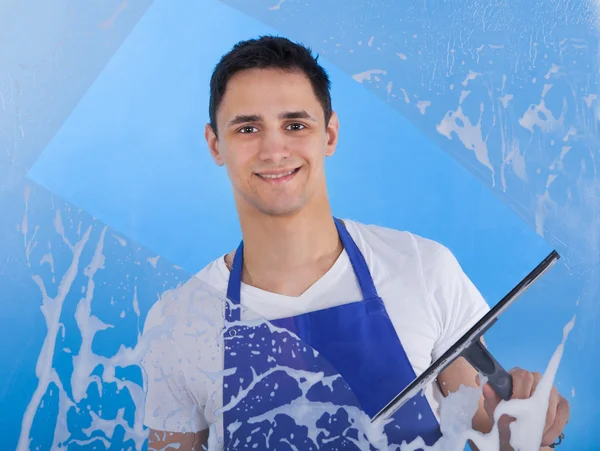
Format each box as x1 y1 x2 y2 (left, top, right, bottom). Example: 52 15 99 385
333 218 379 300
226 241 244 322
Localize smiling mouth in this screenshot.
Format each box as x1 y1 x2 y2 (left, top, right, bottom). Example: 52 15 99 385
256 167 301 180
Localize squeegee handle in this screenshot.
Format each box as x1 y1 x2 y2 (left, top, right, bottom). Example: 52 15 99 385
462 339 513 401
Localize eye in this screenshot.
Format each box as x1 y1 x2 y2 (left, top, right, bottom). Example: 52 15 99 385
286 123 306 131
238 126 258 134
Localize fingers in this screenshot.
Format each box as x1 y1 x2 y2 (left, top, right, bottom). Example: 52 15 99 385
527 371 569 446
482 383 499 400
482 367 537 421
510 367 536 399
481 366 570 447
542 386 559 436
530 371 543 395
481 367 539 402
509 368 570 447
542 395 570 446
529 370 560 430
482 383 502 420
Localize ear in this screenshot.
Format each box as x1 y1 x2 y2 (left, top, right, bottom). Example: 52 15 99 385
325 111 339 157
205 123 225 166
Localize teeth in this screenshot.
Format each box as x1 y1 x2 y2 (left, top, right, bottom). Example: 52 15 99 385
260 169 295 179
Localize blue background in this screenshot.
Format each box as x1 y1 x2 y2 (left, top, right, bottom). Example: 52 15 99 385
1 0 597 448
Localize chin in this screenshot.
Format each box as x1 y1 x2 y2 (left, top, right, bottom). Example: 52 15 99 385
258 201 304 217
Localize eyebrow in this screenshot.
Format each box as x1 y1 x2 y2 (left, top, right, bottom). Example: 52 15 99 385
226 110 318 128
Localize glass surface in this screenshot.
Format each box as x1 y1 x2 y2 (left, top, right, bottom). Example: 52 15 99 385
1 0 596 449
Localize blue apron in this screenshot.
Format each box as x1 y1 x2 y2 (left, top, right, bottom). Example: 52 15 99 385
222 218 441 449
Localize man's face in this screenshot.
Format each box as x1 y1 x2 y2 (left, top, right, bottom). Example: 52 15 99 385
205 68 339 217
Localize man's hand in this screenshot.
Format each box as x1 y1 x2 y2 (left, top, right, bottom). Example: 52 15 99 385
481 368 570 449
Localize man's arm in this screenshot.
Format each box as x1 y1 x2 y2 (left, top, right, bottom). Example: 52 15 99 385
410 237 568 449
147 429 209 451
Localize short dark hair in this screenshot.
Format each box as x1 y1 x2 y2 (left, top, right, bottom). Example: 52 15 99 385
208 35 332 135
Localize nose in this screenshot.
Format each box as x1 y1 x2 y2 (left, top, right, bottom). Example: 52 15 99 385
257 129 290 163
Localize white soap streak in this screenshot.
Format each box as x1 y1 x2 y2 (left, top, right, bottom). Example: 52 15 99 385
80 408 129 444
40 250 54 268
71 226 111 403
205 423 218 450
352 69 387 83
417 100 431 115
544 63 560 79
435 70 496 183
113 235 127 247
147 431 182 451
68 293 175 450
17 211 92 451
78 387 145 450
69 274 161 445
462 70 482 86
70 435 111 448
51 369 76 449
221 317 305 346
216 365 324 415
436 91 496 183
562 125 577 143
198 367 237 384
524 82 573 237
488 316 576 451
232 363 387 448
147 255 160 268
400 88 410 104
133 286 141 317
18 197 180 450
498 79 527 193
248 397 389 450
583 93 597 108
110 318 176 368
211 314 392 448
280 439 300 451
268 0 285 10
399 384 484 451
519 84 565 133
509 141 528 183
320 374 341 390
498 93 514 109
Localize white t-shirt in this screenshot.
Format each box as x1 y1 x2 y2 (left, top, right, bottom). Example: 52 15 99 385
140 219 490 443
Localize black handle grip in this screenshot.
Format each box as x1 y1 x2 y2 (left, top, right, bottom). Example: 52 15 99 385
462 339 513 401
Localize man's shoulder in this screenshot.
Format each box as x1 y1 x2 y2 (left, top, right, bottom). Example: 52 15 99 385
143 259 227 334
347 219 489 316
344 219 450 262
194 254 229 292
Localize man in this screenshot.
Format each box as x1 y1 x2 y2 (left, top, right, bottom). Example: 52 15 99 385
141 35 569 450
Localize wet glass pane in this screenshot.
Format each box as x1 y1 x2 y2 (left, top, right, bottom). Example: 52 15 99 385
1 0 596 449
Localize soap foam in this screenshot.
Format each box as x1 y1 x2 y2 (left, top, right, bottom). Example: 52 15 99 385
401 315 576 451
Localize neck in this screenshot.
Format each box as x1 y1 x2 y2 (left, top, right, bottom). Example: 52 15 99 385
232 202 342 296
